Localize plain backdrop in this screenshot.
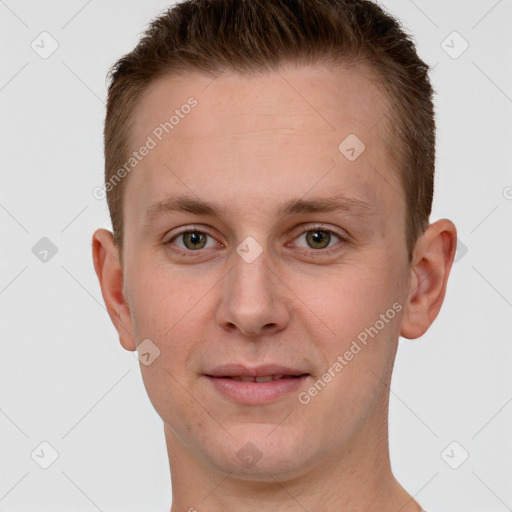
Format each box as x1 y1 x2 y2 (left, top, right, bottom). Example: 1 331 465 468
0 1 511 511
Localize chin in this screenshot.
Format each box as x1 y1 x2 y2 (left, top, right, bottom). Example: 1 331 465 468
207 425 317 481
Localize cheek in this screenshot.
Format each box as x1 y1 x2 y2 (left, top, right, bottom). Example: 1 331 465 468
315 262 400 328
125 258 200 339
301 264 403 426
304 259 406 374
125 258 215 397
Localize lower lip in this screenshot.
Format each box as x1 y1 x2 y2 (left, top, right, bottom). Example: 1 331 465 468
205 375 310 404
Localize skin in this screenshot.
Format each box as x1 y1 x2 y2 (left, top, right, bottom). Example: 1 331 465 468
92 62 456 512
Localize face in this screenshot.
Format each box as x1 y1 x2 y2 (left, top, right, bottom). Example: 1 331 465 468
111 63 414 480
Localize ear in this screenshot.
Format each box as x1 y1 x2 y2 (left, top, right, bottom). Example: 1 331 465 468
92 228 137 351
400 219 457 339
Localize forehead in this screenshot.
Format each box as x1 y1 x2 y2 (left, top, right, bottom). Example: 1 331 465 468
124 63 400 228
131 62 388 147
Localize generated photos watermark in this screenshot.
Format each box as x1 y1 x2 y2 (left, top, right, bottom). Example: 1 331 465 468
298 302 403 405
93 97 198 200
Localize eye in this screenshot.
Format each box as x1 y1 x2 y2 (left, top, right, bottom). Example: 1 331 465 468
165 228 219 255
164 224 348 258
291 225 346 255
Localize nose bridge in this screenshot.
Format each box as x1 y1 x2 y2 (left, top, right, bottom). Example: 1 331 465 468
216 240 289 337
229 240 275 310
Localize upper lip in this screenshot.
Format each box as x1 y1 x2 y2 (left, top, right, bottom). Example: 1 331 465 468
205 364 309 378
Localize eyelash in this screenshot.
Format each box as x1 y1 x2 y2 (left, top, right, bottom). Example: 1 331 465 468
164 224 348 258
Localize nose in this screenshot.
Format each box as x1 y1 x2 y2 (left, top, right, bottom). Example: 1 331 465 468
215 247 291 338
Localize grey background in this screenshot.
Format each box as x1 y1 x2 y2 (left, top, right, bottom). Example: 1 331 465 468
0 0 511 511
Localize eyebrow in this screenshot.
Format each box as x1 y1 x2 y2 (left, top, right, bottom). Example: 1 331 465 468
144 192 376 224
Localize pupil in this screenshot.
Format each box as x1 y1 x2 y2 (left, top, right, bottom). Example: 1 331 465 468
308 230 330 249
186 232 205 249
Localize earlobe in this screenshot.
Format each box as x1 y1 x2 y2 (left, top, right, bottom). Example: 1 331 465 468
91 228 137 351
400 219 457 340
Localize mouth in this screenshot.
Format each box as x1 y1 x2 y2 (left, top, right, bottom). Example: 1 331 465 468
204 366 311 404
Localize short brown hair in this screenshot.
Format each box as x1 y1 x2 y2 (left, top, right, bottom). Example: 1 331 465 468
104 0 435 263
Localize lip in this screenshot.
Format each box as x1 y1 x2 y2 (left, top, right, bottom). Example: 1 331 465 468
205 363 308 378
204 364 310 405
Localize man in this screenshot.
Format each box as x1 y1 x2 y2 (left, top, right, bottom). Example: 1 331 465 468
92 0 456 510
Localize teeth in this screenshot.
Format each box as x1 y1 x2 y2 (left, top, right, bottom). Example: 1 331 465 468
229 374 287 382
255 375 275 383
